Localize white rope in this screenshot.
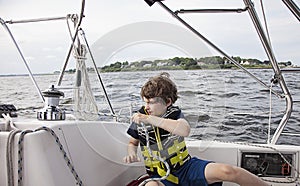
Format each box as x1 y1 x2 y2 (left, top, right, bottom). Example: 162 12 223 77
73 45 99 121
7 130 21 186
139 123 171 186
3 114 21 186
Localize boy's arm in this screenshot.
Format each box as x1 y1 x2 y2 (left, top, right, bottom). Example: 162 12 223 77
150 116 190 137
123 137 141 163
132 113 190 137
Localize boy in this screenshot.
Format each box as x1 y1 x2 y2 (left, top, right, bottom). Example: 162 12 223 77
124 72 268 186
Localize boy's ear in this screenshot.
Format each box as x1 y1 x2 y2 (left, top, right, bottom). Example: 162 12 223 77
166 98 172 107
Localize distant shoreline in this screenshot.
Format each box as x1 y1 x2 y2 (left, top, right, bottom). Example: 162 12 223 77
1 65 299 77
98 64 275 73
0 73 54 77
0 56 297 76
96 56 295 73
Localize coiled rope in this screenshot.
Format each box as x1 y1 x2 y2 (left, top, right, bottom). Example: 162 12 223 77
15 126 84 186
7 130 21 186
3 114 21 186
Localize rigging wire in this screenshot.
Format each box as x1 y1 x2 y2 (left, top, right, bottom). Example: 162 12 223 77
157 1 284 99
0 18 45 103
79 28 116 116
57 0 86 86
66 14 79 40
267 82 274 144
258 0 295 145
5 16 68 24
259 0 274 57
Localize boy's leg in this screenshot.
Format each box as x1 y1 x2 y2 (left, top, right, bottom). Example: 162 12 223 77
204 162 269 186
145 181 164 186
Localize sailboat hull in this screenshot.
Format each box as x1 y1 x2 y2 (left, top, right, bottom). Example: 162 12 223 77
1 121 299 186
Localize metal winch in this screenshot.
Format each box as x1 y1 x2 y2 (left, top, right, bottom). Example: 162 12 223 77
37 85 65 120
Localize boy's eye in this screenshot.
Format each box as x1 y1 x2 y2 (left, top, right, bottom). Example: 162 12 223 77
146 100 158 105
144 97 163 105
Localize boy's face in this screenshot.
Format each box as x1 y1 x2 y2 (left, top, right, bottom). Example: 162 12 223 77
143 97 170 117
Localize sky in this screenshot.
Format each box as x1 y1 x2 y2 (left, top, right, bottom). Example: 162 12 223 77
0 0 299 75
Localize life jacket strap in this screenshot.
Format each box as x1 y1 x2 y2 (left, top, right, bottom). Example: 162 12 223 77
157 167 179 184
169 148 189 166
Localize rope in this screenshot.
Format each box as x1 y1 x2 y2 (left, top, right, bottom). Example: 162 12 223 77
79 28 116 116
18 129 33 186
2 114 83 185
17 126 84 186
1 114 21 186
57 0 86 86
73 52 99 121
35 127 84 185
59 127 74 165
139 123 171 186
7 130 21 186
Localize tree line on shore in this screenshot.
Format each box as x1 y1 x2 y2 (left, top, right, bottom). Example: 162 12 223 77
62 56 292 73
98 56 292 72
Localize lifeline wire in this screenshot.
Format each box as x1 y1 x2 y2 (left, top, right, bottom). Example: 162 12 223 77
267 82 274 144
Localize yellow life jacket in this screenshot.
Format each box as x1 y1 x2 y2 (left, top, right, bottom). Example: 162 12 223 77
138 106 191 184
141 134 190 184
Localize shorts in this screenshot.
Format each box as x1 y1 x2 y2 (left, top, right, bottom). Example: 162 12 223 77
150 157 222 186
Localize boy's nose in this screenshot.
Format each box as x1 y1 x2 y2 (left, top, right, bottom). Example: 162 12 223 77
145 104 150 109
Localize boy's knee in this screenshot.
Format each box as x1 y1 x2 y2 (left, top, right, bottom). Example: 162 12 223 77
219 164 240 180
145 181 163 186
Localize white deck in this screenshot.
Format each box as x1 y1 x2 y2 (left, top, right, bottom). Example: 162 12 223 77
1 120 299 186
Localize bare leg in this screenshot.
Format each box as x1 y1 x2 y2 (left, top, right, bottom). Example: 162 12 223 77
205 163 269 186
145 181 165 186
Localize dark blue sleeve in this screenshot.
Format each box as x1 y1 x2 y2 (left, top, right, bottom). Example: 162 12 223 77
127 106 145 139
178 111 185 119
127 122 139 140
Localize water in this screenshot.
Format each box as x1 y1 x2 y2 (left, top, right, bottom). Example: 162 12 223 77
1 69 299 145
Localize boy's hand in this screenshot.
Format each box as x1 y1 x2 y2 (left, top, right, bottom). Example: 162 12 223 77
123 154 141 163
132 113 149 125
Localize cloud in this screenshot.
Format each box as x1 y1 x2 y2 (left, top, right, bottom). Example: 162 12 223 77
45 55 57 59
0 0 299 75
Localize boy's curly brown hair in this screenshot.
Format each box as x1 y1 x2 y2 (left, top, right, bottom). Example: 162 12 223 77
140 72 178 104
